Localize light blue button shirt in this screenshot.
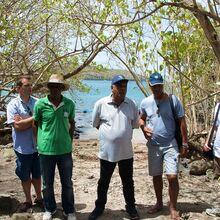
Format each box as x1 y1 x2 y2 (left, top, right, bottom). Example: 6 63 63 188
7 95 38 154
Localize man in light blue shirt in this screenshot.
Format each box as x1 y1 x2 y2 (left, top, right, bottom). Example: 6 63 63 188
7 75 42 212
139 72 188 220
89 75 139 220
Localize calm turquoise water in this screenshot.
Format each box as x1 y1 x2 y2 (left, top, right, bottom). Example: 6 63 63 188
65 79 147 131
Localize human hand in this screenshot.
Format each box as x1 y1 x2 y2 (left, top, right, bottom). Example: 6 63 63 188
14 114 22 121
179 146 188 158
143 126 153 140
203 143 212 152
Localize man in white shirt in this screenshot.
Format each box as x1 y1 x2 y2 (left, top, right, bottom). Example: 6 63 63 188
89 75 139 220
204 82 220 217
204 82 220 178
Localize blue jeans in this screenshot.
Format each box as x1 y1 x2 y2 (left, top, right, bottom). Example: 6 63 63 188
95 158 136 209
39 153 75 214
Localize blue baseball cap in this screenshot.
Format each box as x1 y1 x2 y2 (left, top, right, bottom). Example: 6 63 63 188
149 72 164 86
111 75 128 85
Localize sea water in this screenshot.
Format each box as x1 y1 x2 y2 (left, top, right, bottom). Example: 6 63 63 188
65 79 147 140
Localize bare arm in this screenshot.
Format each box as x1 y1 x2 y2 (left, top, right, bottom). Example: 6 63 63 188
203 126 217 151
69 119 75 141
178 116 188 145
139 112 153 140
13 115 33 131
178 116 188 158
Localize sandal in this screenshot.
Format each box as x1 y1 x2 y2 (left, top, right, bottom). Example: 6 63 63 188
34 198 44 209
147 205 163 214
19 202 32 212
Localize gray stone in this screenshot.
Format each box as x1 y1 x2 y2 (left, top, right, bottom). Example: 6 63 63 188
190 159 213 175
0 194 19 213
3 148 15 160
11 213 35 220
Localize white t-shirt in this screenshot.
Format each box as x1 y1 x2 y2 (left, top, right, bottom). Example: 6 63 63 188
213 103 220 158
92 95 139 162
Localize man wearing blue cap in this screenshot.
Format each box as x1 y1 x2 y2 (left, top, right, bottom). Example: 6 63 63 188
139 72 188 220
89 75 139 220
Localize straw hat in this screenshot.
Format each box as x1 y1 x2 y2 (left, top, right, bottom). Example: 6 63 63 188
47 73 70 91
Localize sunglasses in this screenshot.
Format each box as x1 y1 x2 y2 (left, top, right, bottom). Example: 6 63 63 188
156 104 160 115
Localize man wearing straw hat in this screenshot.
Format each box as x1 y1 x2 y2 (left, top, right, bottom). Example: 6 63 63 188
33 73 77 220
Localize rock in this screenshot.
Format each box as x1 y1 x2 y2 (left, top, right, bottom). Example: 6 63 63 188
188 212 213 220
75 128 83 133
1 143 13 148
0 194 19 213
84 188 88 193
3 148 15 161
11 213 35 220
88 175 94 179
92 142 97 146
0 127 12 145
190 159 213 175
74 134 80 139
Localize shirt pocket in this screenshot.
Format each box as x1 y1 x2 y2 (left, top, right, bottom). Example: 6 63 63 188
100 113 112 126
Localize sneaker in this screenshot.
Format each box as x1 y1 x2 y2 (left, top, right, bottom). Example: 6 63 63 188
88 207 104 220
126 206 140 220
67 213 77 220
43 210 56 220
63 212 77 220
19 202 32 212
206 208 220 217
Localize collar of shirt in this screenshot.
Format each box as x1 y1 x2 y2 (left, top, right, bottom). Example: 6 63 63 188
107 94 129 105
18 95 32 104
45 95 64 110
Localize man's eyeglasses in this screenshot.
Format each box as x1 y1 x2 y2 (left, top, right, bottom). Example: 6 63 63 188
156 104 160 115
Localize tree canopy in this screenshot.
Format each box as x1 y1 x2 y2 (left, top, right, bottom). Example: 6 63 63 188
1 0 220 135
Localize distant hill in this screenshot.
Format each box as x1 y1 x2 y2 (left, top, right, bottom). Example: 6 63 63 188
79 68 135 80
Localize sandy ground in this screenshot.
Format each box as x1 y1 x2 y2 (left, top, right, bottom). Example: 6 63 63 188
1 131 220 220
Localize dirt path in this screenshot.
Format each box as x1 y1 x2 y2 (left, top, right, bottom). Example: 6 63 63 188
0 139 220 219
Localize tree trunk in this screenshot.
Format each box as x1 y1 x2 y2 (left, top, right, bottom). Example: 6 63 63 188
194 12 220 64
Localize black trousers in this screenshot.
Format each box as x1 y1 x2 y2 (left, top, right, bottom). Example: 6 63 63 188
95 158 136 209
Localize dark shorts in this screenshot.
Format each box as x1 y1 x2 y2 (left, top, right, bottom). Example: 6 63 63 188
15 151 41 182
